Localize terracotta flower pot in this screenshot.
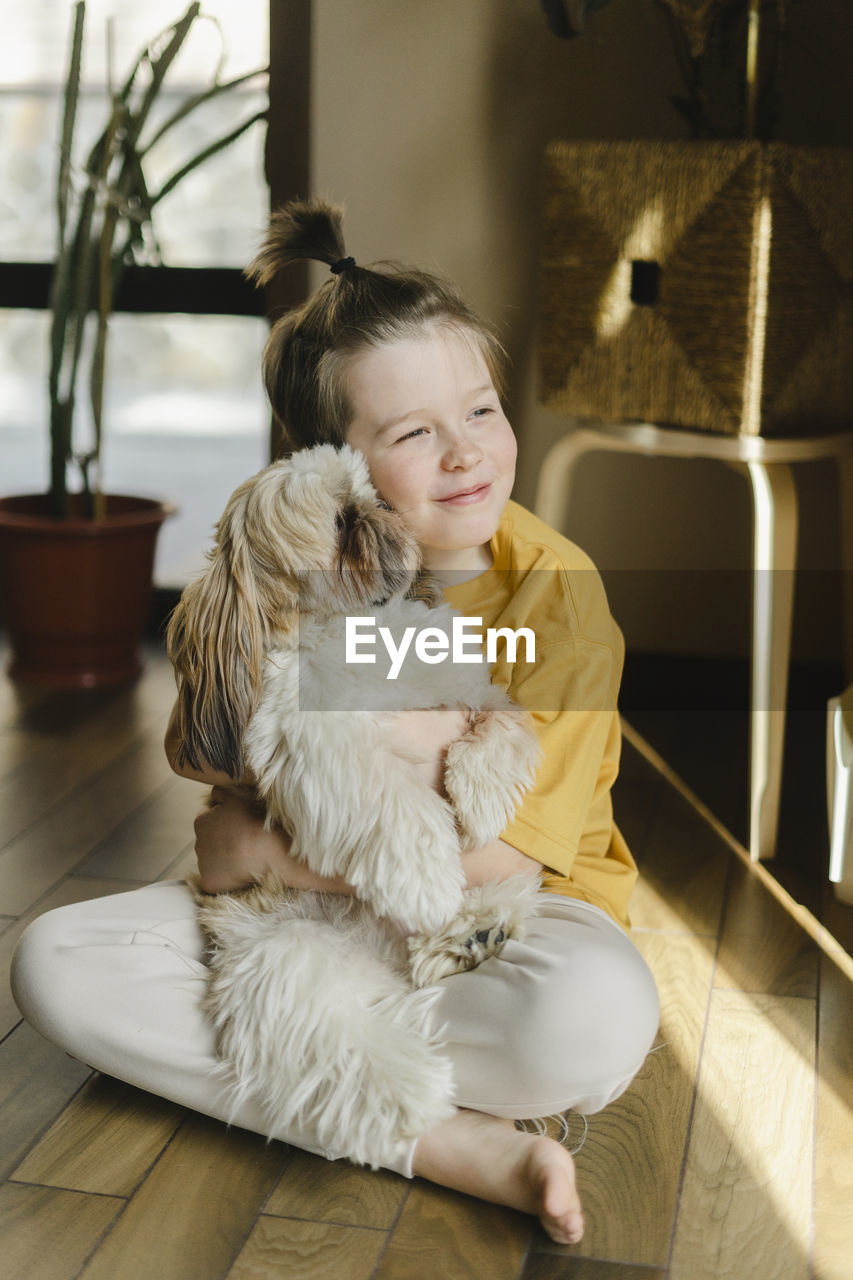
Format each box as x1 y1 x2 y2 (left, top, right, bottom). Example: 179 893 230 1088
0 493 174 689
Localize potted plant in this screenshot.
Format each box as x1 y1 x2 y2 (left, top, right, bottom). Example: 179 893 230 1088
0 0 267 688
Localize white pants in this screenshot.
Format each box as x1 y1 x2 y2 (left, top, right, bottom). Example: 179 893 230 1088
11 882 659 1177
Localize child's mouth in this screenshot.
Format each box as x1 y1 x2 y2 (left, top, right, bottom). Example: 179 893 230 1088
437 482 491 506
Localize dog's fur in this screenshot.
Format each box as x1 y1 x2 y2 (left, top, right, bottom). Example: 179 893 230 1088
167 444 541 1166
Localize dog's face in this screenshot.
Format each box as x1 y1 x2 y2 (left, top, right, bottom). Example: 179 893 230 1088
167 444 424 779
219 443 421 621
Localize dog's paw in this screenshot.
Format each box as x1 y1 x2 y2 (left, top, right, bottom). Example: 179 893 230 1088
444 711 541 849
407 922 506 987
407 876 540 987
462 918 511 966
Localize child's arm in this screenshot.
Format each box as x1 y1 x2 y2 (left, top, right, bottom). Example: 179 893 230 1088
165 700 355 895
193 790 537 894
168 700 540 894
192 788 356 895
460 838 541 885
193 788 537 901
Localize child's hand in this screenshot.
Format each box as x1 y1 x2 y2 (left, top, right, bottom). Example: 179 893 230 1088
194 787 355 897
386 707 469 794
193 787 276 893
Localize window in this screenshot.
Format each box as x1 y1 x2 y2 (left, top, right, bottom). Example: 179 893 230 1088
0 0 270 585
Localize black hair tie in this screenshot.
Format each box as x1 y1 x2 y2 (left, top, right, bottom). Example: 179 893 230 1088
330 256 356 275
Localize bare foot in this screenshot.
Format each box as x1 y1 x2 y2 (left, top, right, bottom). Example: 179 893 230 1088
412 1109 584 1245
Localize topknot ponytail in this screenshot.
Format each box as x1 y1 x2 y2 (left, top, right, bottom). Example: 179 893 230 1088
245 197 347 286
246 197 507 453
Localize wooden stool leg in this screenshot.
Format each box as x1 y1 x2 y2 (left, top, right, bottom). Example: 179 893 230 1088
533 430 598 532
832 455 853 901
827 691 853 903
838 454 853 685
746 460 798 862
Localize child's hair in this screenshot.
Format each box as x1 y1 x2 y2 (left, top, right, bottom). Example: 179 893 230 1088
245 197 507 452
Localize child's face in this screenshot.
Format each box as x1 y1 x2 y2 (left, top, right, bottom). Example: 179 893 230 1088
344 327 517 575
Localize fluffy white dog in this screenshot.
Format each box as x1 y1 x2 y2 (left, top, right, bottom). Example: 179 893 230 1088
166 443 541 1167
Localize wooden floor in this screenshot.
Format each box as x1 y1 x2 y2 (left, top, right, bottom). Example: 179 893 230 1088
1 643 851 1280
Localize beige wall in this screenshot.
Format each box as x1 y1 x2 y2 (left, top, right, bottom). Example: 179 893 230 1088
308 0 848 661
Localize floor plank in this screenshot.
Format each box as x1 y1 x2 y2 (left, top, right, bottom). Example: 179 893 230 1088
669 709 750 850
525 1255 666 1279
560 931 715 1268
156 841 199 882
0 664 176 850
78 1113 288 1280
0 723 45 785
0 1181 123 1280
814 950 853 1280
77 774 205 884
372 1179 531 1280
1 648 847 1278
610 737 664 858
0 735 177 916
669 990 816 1280
228 1215 388 1280
0 668 48 733
10 1074 184 1198
715 858 820 998
628 784 730 936
265 1147 408 1229
0 1021 91 1181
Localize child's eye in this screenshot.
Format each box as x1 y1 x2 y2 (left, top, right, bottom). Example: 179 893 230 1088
471 406 495 420
394 427 427 443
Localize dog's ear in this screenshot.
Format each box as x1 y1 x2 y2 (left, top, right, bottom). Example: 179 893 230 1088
166 528 272 780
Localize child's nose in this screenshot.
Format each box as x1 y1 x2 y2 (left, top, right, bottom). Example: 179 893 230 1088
442 430 482 469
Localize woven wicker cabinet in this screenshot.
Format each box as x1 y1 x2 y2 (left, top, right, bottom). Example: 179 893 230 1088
539 140 853 437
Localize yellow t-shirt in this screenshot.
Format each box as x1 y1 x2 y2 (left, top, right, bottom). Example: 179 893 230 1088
444 500 637 930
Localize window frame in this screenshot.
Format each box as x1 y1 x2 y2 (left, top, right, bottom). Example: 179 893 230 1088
0 262 265 316
0 0 312 457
